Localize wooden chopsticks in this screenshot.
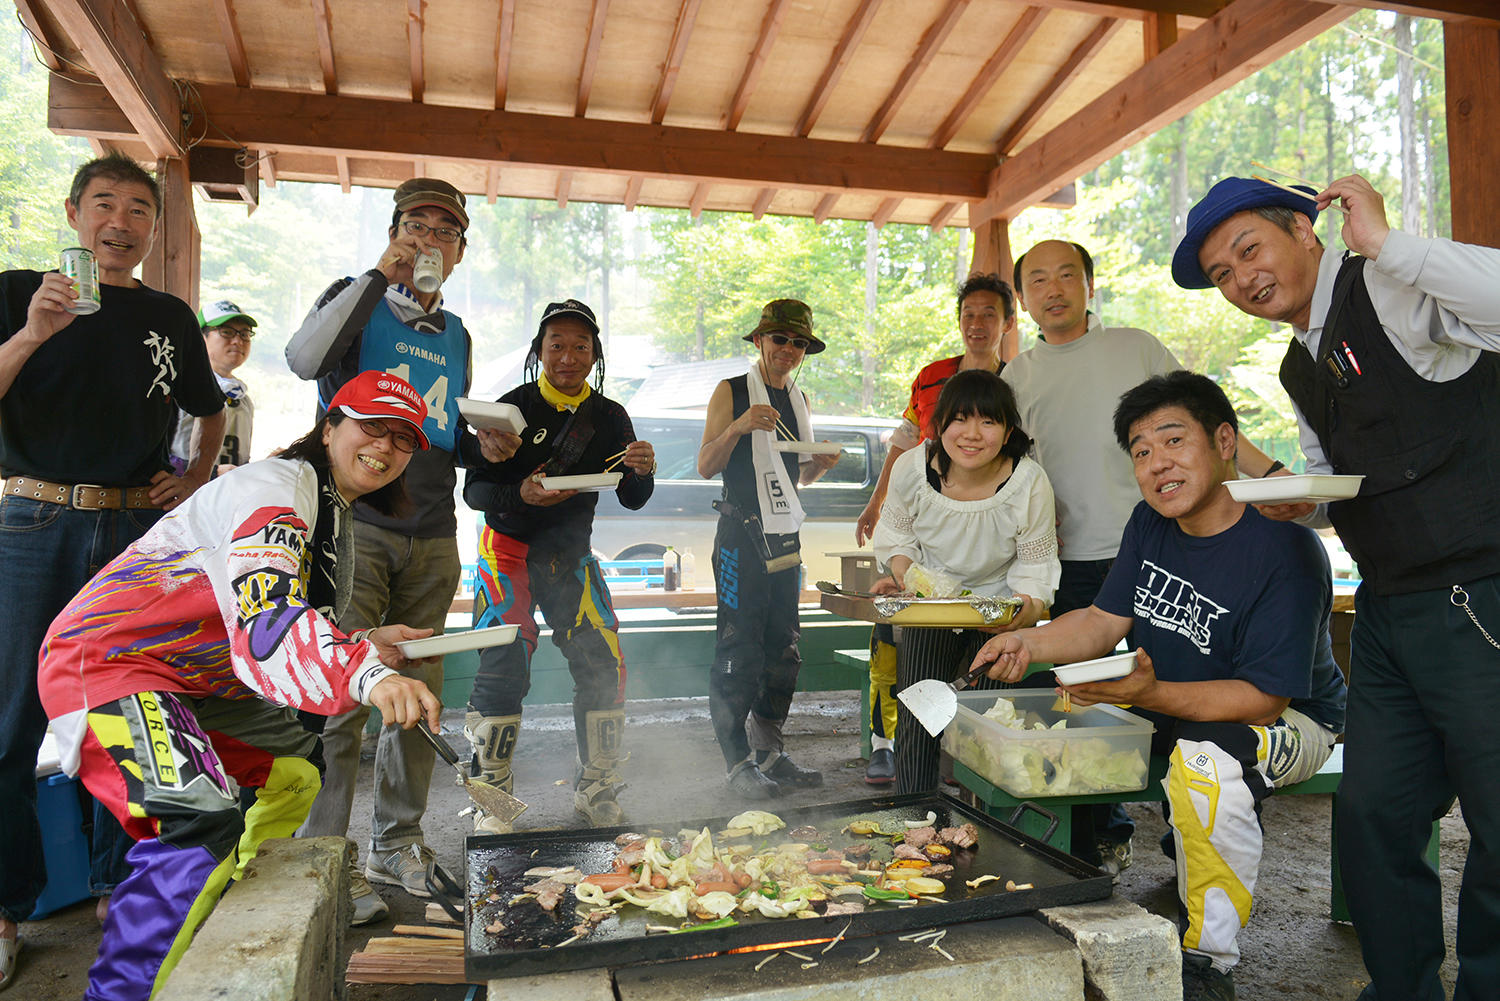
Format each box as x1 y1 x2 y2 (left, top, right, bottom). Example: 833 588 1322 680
602 448 627 472
1249 162 1350 216
774 416 798 442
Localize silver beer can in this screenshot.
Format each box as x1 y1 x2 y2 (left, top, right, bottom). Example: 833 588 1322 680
412 248 443 293
60 247 101 315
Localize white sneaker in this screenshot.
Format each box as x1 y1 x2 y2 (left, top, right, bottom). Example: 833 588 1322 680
365 843 436 898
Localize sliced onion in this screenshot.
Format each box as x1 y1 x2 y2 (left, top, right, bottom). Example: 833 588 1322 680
903 810 937 829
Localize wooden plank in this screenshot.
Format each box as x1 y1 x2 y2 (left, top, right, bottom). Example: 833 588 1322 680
48 73 140 141
1338 1 1500 27
494 0 514 109
1142 10 1177 61
929 200 959 232
930 5 1047 150
972 0 1352 225
623 173 644 210
751 187 775 219
1026 0 1224 16
425 901 462 925
861 0 969 144
795 0 882 137
15 0 64 71
391 924 464 939
408 0 425 103
650 0 702 124
211 0 249 88
556 169 572 208
688 182 709 218
812 191 839 223
141 156 196 302
46 0 182 157
996 17 1124 155
486 163 500 203
576 0 612 117
335 153 350 192
309 0 337 95
171 84 999 200
1445 21 1500 247
259 148 276 188
871 197 901 228
726 0 790 131
970 216 1013 288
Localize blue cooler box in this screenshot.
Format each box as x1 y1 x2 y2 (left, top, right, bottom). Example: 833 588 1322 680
31 734 91 919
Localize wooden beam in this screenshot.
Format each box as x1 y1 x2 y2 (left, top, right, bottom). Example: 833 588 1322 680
861 0 969 144
486 164 500 203
211 0 250 87
1445 21 1500 246
651 0 701 125
335 153 350 192
1021 0 1224 17
929 201 960 232
930 6 1047 150
751 188 775 219
969 216 1013 285
971 0 1352 225
494 0 514 109
1337 2 1500 27
813 192 839 223
556 170 572 208
689 182 709 218
408 0 425 103
141 156 196 302
795 0 882 137
623 174 644 210
310 0 337 95
412 158 426 178
726 0 790 131
46 0 182 157
95 83 999 201
1142 11 1178 61
996 17 1123 155
259 148 276 188
576 0 611 117
16 0 64 72
48 72 141 141
871 197 901 228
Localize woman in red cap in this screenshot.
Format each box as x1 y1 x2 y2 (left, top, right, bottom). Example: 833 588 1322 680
36 371 443 1001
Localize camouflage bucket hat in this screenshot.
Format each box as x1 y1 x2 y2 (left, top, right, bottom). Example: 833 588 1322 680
743 298 825 355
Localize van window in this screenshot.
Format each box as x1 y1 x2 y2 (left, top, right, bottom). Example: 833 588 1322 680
812 430 872 485
633 418 707 481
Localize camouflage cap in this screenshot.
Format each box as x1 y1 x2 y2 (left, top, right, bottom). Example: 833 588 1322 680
743 298 825 355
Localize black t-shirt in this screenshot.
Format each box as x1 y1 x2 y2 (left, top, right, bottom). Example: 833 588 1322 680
0 270 224 485
722 374 801 517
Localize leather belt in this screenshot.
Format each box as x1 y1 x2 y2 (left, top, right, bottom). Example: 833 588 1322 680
3 476 156 510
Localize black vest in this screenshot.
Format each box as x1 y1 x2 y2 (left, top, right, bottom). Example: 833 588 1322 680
723 375 801 517
1278 254 1500 595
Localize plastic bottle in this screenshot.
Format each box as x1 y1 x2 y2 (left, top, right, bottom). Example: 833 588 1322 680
662 546 678 591
679 548 697 590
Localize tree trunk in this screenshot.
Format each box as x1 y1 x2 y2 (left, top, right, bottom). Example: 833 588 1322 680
1394 15 1420 233
862 223 878 411
600 208 612 353
693 215 705 360
955 228 969 283
1169 114 1190 250
1420 74 1439 238
1323 49 1338 247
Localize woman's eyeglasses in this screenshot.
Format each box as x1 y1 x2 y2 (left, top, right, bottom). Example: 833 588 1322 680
357 419 420 454
767 333 811 350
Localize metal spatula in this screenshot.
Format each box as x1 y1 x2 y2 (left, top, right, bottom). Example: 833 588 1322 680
897 661 993 737
416 721 529 826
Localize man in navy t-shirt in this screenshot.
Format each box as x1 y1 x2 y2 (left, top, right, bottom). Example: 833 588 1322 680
973 370 1347 1001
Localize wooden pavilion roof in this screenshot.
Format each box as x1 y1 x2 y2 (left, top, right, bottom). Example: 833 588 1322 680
21 0 1500 230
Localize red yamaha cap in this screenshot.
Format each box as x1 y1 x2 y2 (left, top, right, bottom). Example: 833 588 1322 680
328 371 431 450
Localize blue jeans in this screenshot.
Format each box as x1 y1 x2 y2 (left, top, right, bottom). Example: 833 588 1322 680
0 496 160 922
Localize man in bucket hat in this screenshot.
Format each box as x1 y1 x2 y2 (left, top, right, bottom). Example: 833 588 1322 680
697 300 840 798
1174 173 1500 1001
286 177 519 925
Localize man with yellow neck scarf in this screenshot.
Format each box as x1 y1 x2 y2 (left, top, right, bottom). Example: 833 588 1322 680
463 299 656 829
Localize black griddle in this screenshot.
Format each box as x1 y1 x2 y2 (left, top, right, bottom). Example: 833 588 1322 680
464 792 1108 980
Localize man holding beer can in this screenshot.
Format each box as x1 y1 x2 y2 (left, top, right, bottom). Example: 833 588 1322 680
0 152 227 990
287 177 520 925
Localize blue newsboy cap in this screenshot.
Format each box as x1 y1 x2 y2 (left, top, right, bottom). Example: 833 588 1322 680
1171 176 1321 289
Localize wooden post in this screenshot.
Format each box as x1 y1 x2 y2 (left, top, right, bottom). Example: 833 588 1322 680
969 216 1019 361
142 157 200 307
1445 22 1500 248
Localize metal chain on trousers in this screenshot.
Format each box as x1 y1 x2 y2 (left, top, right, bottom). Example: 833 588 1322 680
1451 585 1500 651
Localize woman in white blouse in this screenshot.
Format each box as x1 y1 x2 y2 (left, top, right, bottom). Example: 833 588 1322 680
871 369 1061 793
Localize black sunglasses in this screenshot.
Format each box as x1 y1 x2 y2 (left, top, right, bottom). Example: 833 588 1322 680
767 333 811 350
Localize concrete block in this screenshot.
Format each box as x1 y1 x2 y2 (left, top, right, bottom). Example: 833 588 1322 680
490 968 617 1001
158 836 349 1001
1039 895 1182 1001
613 916 1083 1001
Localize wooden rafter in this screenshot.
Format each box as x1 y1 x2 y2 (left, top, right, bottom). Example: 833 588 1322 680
576 0 611 117
726 0 789 131
310 0 338 95
258 149 276 188
46 0 182 158
650 0 701 125
408 0 425 103
1026 0 1224 17
15 0 64 71
494 0 514 109
972 0 1352 225
623 174 644 210
52 80 998 200
795 0 882 137
928 201 959 231
813 192 839 223
335 154 350 192
689 183 709 218
996 17 1123 155
1339 1 1500 26
1142 11 1178 61
556 170 572 207
861 0 969 144
871 197 901 228
751 188 775 219
486 164 500 203
211 0 250 88
930 6 1047 150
